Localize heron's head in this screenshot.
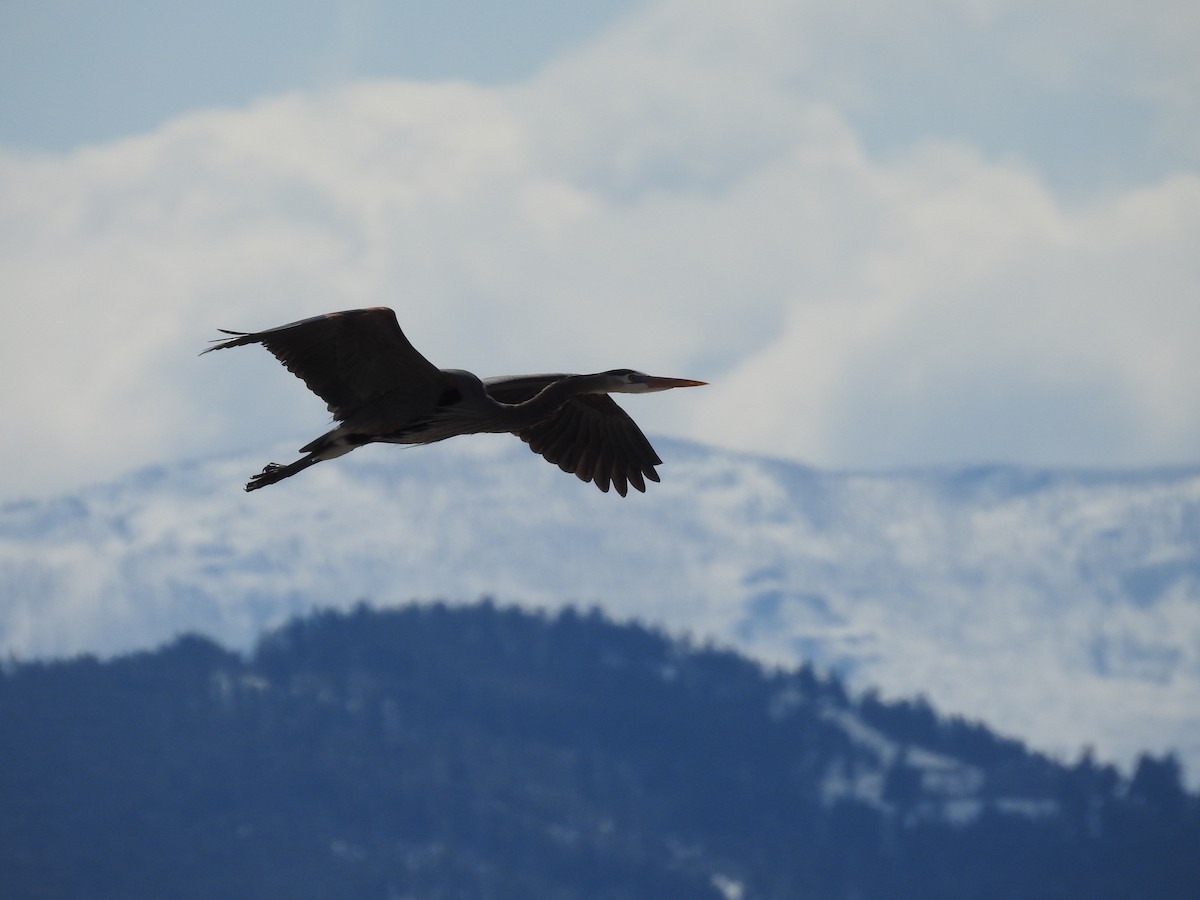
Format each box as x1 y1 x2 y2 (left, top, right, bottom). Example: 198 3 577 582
599 369 707 394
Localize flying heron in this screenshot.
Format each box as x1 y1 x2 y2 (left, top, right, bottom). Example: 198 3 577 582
204 307 706 495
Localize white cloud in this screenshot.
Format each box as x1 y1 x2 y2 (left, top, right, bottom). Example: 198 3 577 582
1 0 1198 499
702 147 1200 465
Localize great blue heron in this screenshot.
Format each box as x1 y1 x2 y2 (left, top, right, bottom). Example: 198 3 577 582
204 307 705 495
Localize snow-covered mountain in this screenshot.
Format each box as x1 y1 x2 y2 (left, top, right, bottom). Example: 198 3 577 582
2 436 1198 781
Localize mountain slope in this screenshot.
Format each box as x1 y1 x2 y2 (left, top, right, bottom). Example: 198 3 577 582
2 604 1197 899
1 436 1198 779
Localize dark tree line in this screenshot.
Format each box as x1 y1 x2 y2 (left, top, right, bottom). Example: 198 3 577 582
1 600 1197 898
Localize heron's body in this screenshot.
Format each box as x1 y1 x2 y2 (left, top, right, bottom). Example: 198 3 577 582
203 307 704 495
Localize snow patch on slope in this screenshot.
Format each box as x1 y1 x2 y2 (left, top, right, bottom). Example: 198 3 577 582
1 437 1198 781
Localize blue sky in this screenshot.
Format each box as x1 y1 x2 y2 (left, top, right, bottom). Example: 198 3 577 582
1 0 1198 499
0 1 641 150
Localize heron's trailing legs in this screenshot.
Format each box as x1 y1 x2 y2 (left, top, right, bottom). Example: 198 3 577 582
245 456 321 492
245 429 359 491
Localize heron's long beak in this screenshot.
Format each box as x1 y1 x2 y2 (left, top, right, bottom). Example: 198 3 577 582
642 376 708 392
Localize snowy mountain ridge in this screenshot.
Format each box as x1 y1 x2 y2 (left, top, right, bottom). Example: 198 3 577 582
1 435 1198 780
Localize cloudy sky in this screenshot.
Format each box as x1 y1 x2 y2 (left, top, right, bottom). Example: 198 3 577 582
2 0 1198 500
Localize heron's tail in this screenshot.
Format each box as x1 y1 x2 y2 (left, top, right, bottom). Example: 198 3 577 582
245 456 320 492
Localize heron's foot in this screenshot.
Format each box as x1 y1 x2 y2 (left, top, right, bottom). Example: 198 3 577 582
244 463 283 492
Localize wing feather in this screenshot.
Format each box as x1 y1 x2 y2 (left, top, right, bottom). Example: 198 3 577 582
203 307 442 422
483 374 666 495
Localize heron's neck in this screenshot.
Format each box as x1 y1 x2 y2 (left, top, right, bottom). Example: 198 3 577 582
482 373 609 430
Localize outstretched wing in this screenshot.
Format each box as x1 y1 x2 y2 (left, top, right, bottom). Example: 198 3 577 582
203 307 443 422
484 374 663 497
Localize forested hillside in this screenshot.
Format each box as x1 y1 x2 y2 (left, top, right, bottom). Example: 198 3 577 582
6 444 1198 786
2 602 1196 899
